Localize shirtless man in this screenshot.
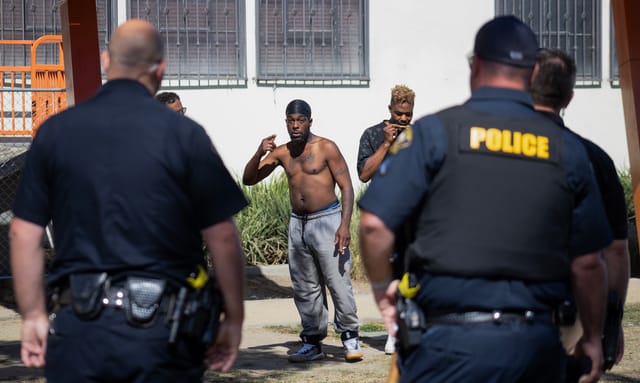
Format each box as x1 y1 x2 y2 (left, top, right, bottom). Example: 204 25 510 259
243 99 362 363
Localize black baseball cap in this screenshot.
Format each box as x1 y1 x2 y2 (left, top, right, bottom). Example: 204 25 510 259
473 15 538 68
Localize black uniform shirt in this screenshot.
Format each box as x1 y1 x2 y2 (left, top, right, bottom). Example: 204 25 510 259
540 111 628 240
358 87 612 311
13 80 248 286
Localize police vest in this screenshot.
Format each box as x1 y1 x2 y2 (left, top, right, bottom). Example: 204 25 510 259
407 105 573 282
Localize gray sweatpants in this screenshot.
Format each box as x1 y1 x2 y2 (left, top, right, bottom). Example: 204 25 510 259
288 204 360 342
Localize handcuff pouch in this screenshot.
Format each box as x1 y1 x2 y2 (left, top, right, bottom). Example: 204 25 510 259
125 277 166 326
69 272 108 319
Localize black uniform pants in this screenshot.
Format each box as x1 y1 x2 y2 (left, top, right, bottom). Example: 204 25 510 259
45 305 206 383
398 319 566 383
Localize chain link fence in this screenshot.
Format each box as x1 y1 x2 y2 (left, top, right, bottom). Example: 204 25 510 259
0 142 29 279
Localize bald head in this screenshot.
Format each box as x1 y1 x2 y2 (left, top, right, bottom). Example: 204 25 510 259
103 19 165 93
108 19 163 69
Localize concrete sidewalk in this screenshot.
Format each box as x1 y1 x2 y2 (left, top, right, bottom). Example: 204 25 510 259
2 269 640 331
245 265 640 327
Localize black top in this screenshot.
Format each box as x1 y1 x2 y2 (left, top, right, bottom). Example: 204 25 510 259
356 121 387 177
540 111 628 240
13 80 248 286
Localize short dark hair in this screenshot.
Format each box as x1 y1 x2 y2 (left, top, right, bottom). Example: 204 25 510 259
155 92 180 105
530 48 576 110
285 99 311 118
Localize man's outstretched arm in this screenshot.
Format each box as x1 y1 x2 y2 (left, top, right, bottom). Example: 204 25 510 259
242 135 279 185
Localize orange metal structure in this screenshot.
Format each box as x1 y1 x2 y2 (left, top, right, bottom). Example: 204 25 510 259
0 35 66 137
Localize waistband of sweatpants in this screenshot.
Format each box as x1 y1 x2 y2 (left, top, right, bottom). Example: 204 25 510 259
291 200 340 220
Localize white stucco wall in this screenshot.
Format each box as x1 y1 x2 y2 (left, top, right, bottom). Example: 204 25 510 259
143 0 629 187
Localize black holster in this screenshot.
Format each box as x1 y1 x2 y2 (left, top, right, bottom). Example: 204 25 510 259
554 298 577 326
602 290 623 370
68 272 109 319
396 296 426 354
168 278 223 345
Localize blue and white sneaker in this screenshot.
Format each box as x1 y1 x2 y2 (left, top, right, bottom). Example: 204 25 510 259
288 343 325 363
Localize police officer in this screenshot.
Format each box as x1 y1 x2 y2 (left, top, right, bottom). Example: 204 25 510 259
10 19 248 382
531 47 630 368
358 16 611 383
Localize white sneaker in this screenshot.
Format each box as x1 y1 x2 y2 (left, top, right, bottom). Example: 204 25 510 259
288 343 324 363
384 334 396 354
343 337 364 361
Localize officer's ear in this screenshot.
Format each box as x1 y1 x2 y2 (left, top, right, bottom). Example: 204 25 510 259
101 50 110 73
528 63 540 88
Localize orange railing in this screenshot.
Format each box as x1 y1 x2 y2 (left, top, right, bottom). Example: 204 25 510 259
0 35 66 137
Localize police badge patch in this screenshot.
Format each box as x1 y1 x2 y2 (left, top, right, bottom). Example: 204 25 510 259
389 125 413 154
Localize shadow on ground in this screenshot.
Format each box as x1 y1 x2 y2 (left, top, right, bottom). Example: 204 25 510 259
0 341 43 382
244 266 294 300
0 279 16 310
204 334 388 383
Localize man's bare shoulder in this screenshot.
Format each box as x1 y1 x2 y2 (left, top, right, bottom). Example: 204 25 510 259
311 135 339 150
273 142 289 151
270 142 292 160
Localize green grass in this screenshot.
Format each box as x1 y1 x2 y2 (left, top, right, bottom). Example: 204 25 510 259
265 324 301 335
359 321 386 333
235 173 291 265
617 167 635 221
624 303 640 326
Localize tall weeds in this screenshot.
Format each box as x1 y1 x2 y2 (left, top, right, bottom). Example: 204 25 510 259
618 167 639 276
236 172 291 265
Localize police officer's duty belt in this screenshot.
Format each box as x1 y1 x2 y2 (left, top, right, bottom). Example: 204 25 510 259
51 273 173 326
426 310 553 325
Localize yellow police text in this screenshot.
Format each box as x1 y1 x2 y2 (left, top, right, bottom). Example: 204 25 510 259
469 127 549 159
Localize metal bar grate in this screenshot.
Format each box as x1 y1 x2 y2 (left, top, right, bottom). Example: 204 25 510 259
129 0 247 88
257 0 369 86
495 0 601 87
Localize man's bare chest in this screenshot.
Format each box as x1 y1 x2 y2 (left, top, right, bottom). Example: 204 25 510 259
285 151 327 175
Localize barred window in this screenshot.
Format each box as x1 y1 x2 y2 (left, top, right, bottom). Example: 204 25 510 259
610 14 619 87
257 0 369 87
0 0 63 67
496 0 601 87
0 1 114 68
129 0 247 88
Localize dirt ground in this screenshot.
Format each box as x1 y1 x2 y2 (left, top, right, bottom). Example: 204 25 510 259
1 273 640 382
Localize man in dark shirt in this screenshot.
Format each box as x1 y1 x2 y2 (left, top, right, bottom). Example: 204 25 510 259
357 85 415 183
357 84 416 355
10 19 247 382
531 47 630 369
